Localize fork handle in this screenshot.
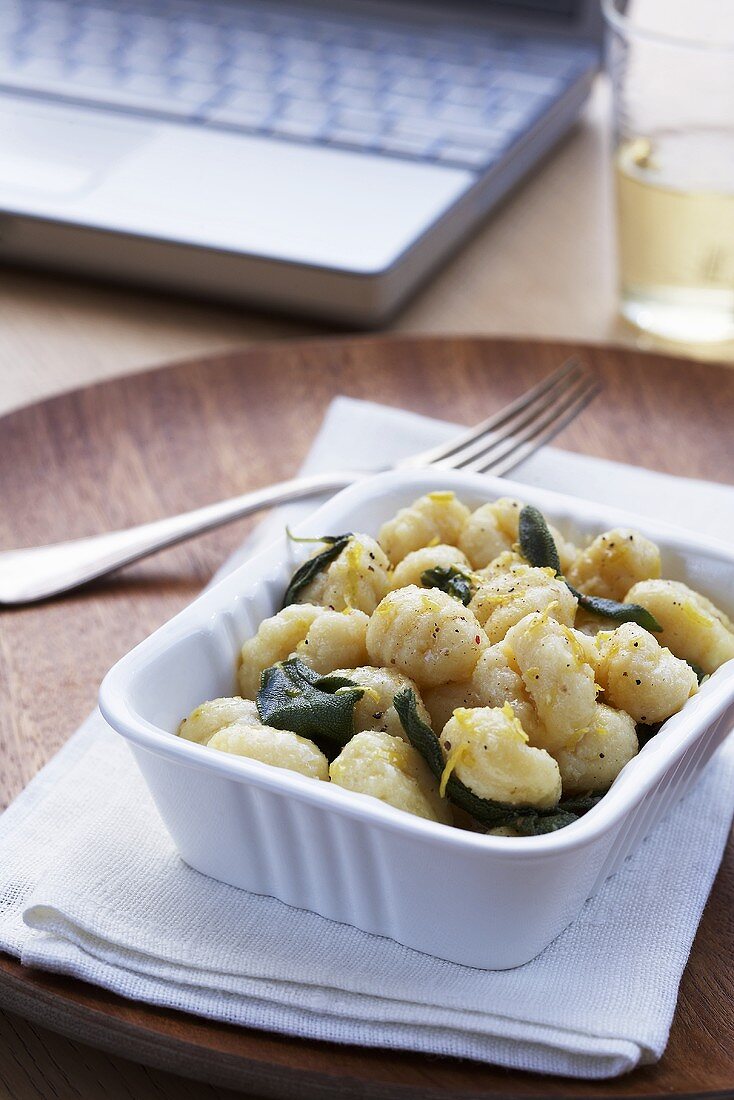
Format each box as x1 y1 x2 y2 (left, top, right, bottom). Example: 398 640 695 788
0 470 367 605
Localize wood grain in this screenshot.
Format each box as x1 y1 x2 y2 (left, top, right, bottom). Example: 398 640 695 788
0 336 733 1099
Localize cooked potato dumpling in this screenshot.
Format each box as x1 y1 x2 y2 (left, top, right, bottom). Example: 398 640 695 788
238 604 369 697
378 491 470 564
458 497 576 572
567 528 660 602
440 706 561 809
503 612 598 754
457 497 521 569
238 604 321 698
178 696 258 744
390 543 471 591
295 533 390 614
208 720 329 780
553 703 638 794
366 585 488 688
332 665 430 740
595 622 698 724
470 643 544 744
424 644 545 744
330 730 451 823
470 563 577 643
422 679 482 734
292 607 370 675
626 579 734 675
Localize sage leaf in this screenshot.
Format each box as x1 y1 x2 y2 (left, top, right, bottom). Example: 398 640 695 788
510 809 579 836
420 565 475 606
393 687 445 778
518 505 662 632
393 688 597 832
569 587 663 632
687 660 707 684
636 721 662 748
257 658 364 747
282 532 353 607
557 792 605 816
519 504 562 574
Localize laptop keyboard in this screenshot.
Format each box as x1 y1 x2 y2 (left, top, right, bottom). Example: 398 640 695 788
0 0 597 171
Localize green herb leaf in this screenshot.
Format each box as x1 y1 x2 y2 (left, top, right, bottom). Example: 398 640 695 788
257 658 364 747
393 687 445 778
393 688 600 833
557 792 606 816
518 505 662 632
420 565 475 606
282 533 353 607
569 587 663 633
393 687 509 824
518 504 562 574
510 809 579 836
636 721 663 748
686 660 707 684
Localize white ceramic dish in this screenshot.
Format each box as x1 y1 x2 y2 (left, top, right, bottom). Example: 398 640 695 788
99 469 734 969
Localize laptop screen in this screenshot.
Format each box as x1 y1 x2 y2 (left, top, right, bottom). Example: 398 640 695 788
471 1 582 21
488 1 579 13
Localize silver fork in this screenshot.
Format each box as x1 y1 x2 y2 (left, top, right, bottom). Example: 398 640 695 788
0 359 600 605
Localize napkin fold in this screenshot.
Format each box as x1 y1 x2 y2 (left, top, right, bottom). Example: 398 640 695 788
1 396 733 1080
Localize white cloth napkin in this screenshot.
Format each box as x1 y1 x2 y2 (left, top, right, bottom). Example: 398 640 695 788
1 396 733 1081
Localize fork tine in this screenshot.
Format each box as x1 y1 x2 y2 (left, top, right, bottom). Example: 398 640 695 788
473 378 603 477
432 362 597 471
450 370 598 471
396 357 583 469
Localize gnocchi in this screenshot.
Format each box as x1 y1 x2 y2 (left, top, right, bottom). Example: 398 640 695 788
469 563 577 643
625 579 734 675
390 543 471 590
439 706 562 809
238 604 369 697
594 622 698 724
553 703 638 794
378 491 470 564
332 665 431 740
179 489 731 838
366 585 488 688
178 696 260 744
567 528 660 602
459 497 575 572
330 730 452 823
503 611 598 754
294 534 391 614
209 720 329 781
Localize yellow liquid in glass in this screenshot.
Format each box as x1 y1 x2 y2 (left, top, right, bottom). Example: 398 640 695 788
615 134 734 347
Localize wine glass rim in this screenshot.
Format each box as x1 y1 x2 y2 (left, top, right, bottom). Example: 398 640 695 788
601 0 734 53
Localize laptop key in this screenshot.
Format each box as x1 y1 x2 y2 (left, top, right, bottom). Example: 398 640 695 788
434 143 495 168
375 132 438 158
269 115 329 140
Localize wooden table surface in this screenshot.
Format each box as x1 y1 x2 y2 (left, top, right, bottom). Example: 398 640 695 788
1 337 734 1100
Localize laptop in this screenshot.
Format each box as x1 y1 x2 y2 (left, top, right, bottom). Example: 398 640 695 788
0 1 602 324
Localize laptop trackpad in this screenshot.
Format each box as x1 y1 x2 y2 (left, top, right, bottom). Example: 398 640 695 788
0 97 149 197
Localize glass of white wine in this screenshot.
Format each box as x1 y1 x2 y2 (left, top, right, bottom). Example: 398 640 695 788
603 0 734 353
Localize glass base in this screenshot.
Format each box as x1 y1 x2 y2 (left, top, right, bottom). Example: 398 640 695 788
621 284 734 347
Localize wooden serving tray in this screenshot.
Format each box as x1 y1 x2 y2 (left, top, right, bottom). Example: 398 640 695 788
1 337 733 1099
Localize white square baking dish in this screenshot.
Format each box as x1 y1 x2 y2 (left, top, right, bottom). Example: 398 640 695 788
99 469 734 969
